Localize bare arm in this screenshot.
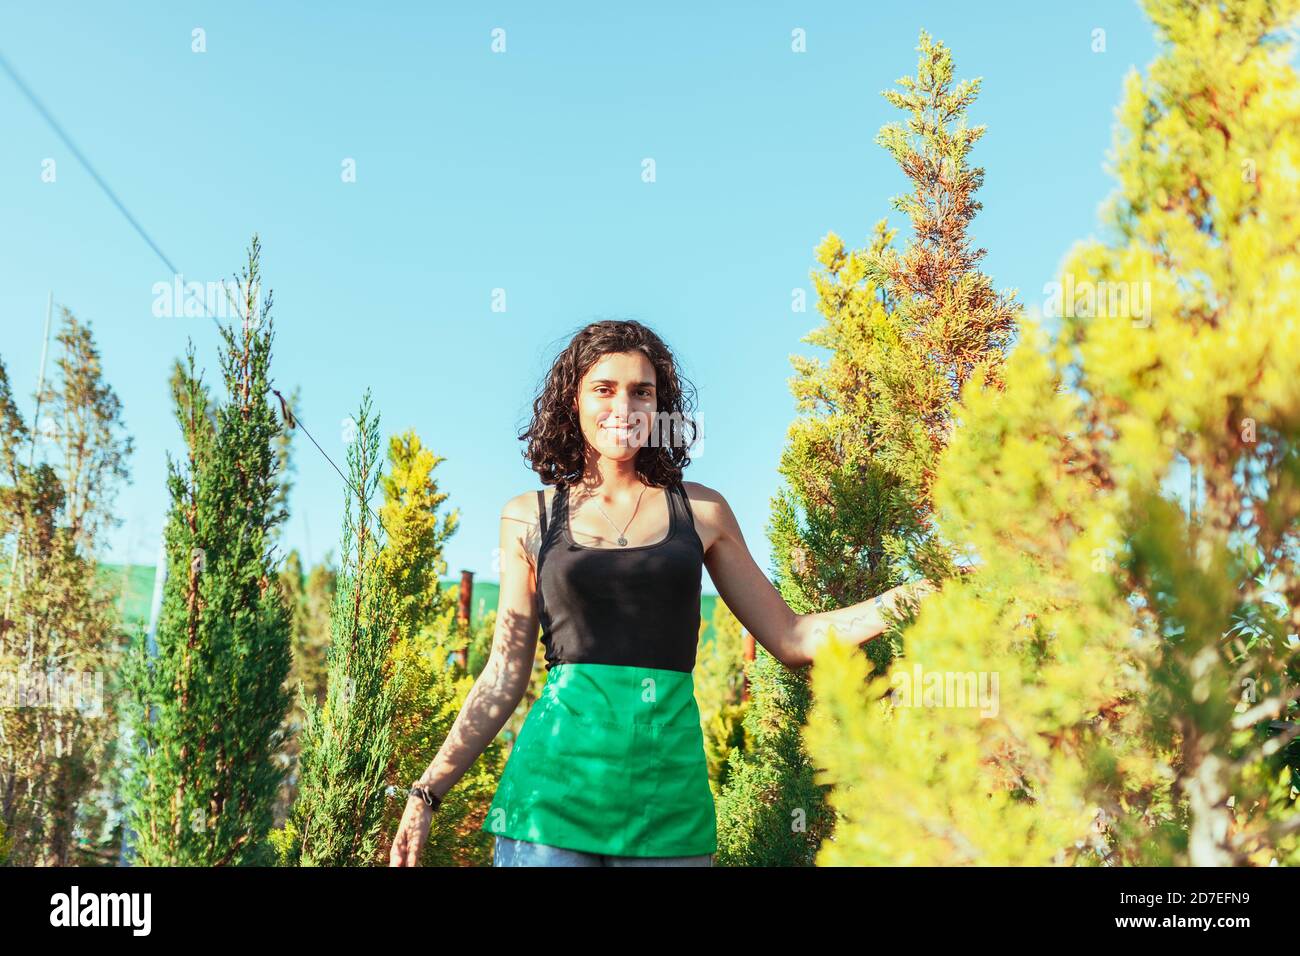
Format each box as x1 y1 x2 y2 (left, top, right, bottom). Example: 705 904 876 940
405 493 542 803
696 485 802 669
693 481 936 670
794 579 937 665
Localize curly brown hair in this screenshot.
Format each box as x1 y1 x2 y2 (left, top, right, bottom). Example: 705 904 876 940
519 320 699 488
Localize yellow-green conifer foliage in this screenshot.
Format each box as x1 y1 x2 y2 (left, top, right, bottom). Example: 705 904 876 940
717 29 1017 867
372 430 504 867
867 30 1019 521
694 600 748 793
377 430 458 630
808 0 1300 866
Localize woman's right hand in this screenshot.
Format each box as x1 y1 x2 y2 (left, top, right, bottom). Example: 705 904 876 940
389 796 435 867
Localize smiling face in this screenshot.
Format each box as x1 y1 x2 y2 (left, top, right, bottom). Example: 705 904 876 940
573 351 658 464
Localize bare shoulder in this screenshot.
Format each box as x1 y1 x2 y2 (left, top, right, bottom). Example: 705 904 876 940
680 480 723 508
501 488 554 566
680 480 735 553
502 489 542 521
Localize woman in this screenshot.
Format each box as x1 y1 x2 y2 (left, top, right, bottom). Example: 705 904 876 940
389 319 938 867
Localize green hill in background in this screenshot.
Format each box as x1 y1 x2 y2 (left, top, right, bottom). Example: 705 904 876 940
102 566 721 647
99 563 157 635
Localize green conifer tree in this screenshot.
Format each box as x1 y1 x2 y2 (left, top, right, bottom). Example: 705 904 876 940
279 390 406 866
120 236 293 865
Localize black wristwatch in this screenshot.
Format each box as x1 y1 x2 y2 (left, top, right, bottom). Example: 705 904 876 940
409 784 441 811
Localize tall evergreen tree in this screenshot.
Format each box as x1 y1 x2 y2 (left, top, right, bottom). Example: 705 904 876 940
866 30 1019 580
807 0 1300 866
120 236 293 865
279 391 406 866
715 30 1015 866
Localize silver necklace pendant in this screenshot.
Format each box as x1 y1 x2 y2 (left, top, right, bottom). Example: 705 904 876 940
591 484 647 547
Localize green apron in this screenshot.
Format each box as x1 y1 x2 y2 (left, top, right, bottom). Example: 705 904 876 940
481 661 717 857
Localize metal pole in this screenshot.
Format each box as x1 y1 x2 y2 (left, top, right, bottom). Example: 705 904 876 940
456 570 473 669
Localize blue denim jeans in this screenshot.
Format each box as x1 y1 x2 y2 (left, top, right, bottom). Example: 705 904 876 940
493 835 714 867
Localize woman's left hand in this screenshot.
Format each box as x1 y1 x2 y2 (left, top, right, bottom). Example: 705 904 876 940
912 578 940 599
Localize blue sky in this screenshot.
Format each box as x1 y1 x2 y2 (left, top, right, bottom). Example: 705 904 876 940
1 1 1160 591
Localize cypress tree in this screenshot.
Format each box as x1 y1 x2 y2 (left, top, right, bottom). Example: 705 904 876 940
121 236 293 865
716 30 1015 866
866 30 1019 581
373 428 507 867
279 390 406 866
376 430 458 630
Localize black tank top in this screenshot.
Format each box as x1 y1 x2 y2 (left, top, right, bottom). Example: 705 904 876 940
534 480 705 673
